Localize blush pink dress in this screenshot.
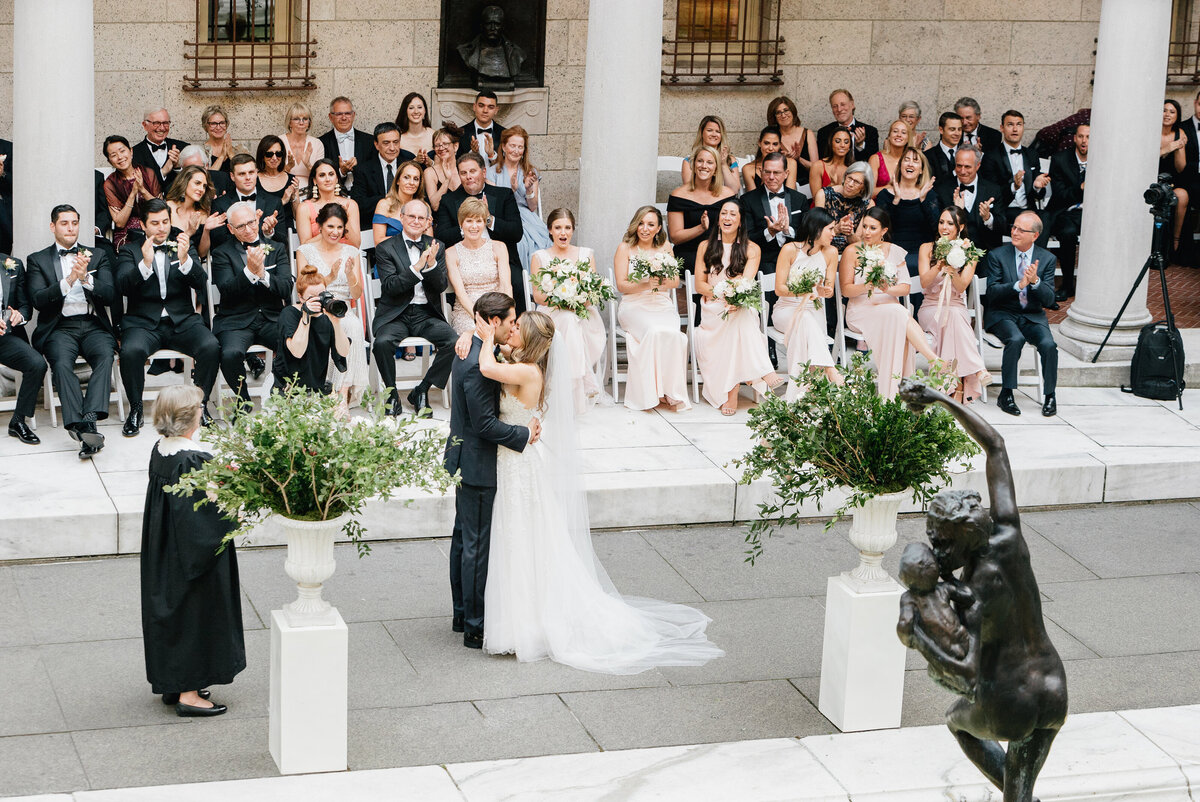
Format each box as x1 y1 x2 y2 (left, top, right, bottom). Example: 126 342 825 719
844 243 913 400
535 247 607 414
617 250 690 411
917 268 987 401
773 249 835 401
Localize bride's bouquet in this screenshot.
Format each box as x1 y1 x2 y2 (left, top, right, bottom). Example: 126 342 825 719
932 237 986 272
785 262 826 310
855 244 896 297
711 276 763 320
533 257 616 319
628 252 682 291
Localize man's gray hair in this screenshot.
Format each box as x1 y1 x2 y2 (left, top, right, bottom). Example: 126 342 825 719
898 100 922 118
226 201 257 222
1016 211 1044 234
954 96 982 116
957 145 983 166
401 198 431 218
178 144 207 166
143 106 169 120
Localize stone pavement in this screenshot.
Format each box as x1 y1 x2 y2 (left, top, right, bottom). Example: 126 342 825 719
2 502 1199 798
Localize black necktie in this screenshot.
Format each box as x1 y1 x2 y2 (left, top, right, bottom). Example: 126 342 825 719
947 148 956 161
148 141 168 152
240 193 256 202
472 193 485 200
385 163 394 189
58 247 79 257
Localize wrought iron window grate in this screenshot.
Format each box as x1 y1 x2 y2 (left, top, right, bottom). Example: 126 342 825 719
183 0 317 92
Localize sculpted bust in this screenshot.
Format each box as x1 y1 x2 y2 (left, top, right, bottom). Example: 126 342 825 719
457 5 527 89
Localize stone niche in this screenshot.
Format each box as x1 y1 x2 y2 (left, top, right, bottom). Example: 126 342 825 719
438 0 547 90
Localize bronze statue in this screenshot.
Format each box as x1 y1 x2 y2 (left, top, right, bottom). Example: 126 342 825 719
457 5 527 90
897 378 1067 802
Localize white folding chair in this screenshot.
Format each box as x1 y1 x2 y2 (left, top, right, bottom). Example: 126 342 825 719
684 272 702 403
967 274 989 402
607 287 679 403
366 277 451 409
41 358 125 428
977 277 1045 402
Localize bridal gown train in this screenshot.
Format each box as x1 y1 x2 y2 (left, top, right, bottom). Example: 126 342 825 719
484 393 723 674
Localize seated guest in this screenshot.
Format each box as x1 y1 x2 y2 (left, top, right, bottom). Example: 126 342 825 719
1160 100 1189 256
773 208 840 398
875 147 940 313
983 211 1058 417
869 120 912 197
434 153 525 311
165 165 220 259
613 206 689 411
372 200 457 415
281 102 325 189
0 247 47 446
140 384 244 719
318 96 374 187
1048 124 1088 302
200 105 240 172
424 126 463 212
446 197 512 334
814 160 872 253
132 107 186 189
983 110 1050 229
455 90 505 169
768 96 819 171
211 154 287 250
486 126 551 271
681 116 740 190
742 126 800 191
210 201 294 410
818 89 879 162
275 266 349 395
925 111 964 185
917 206 992 403
177 144 233 202
838 207 942 400
898 101 927 150
693 198 783 414
297 158 361 247
667 145 737 278
116 199 220 436
955 97 1002 154
26 205 118 456
396 91 436 165
350 122 403 231
809 126 853 198
934 145 1004 250
104 135 161 249
374 160 429 243
296 203 369 414
254 135 300 220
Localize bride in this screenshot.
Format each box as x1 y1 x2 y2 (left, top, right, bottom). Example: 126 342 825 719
470 309 723 674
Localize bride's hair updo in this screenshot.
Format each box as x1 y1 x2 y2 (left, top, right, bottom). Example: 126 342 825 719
514 310 555 409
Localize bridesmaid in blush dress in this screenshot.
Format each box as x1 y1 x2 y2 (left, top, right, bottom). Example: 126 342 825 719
694 199 783 415
917 206 992 403
614 206 689 411
773 208 841 399
840 207 943 400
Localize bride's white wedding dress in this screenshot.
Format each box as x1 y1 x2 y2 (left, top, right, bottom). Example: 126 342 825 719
484 371 723 674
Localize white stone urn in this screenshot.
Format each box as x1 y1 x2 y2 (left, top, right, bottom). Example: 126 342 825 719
277 512 350 627
842 490 908 591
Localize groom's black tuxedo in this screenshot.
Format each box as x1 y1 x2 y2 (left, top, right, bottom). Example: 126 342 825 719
446 335 531 641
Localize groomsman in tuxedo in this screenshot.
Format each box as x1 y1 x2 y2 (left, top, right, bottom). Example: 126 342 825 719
817 89 878 161
935 146 1005 249
983 110 1050 230
455 91 505 169
0 247 46 446
1048 124 1089 302
925 112 963 185
434 153 525 312
955 97 1003 155
25 205 118 457
350 122 403 231
211 154 286 250
1180 90 1200 193
210 202 293 409
132 108 188 189
116 200 220 436
319 97 375 189
373 200 458 415
983 211 1059 418
0 138 11 254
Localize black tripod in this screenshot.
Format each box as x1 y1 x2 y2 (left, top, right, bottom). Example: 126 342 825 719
1092 207 1184 409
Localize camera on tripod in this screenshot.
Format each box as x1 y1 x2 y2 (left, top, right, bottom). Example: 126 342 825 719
1144 173 1178 217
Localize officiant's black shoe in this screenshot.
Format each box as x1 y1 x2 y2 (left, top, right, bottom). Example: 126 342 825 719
998 389 1021 417
1041 393 1057 417
452 616 464 633
1054 288 1070 303
463 632 483 649
386 392 403 417
407 385 430 414
162 689 210 705
122 405 144 437
175 700 227 717
8 418 40 445
247 354 266 380
200 404 215 428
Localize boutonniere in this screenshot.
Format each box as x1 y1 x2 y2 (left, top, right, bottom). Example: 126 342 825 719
78 248 92 260
3 258 16 277
258 243 275 255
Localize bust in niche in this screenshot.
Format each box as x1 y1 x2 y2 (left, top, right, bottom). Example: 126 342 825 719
457 5 527 90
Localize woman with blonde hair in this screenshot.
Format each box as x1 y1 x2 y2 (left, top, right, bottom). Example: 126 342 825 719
681 115 740 189
667 144 737 277
487 125 550 271
446 197 511 333
281 101 325 188
868 119 911 197
200 105 241 172
373 160 429 243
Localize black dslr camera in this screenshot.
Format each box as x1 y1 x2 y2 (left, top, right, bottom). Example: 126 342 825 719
317 291 348 318
1144 173 1178 216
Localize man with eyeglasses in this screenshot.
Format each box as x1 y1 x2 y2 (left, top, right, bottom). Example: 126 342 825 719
132 107 188 188
318 97 374 189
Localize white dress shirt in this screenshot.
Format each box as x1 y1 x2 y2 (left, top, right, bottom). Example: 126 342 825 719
57 246 94 317
138 243 193 315
958 181 995 229
474 125 495 167
404 238 428 306
761 190 794 245
145 138 169 169
335 131 355 162
1006 145 1027 207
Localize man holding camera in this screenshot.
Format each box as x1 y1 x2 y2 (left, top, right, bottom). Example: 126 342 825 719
211 202 294 409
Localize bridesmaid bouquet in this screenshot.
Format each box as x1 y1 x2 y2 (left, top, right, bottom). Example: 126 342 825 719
932 237 985 272
712 276 763 319
855 244 896 296
534 257 616 319
786 263 826 310
628 252 682 291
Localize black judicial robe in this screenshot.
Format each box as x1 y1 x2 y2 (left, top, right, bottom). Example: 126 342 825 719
140 440 245 694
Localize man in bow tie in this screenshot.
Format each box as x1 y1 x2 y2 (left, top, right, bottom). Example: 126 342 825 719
350 122 404 231
0 242 47 448
935 146 1005 250
210 202 294 409
131 107 188 188
1048 124 1089 302
210 154 287 251
456 91 505 169
318 97 374 190
983 110 1050 227
954 97 1003 154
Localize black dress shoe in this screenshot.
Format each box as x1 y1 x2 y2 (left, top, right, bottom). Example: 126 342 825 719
452 616 464 633
200 405 215 427
387 393 403 417
7 419 40 445
247 354 266 380
147 359 171 376
79 440 103 459
175 700 227 717
1054 288 1069 303
407 386 430 413
997 390 1021 417
1041 393 1057 417
122 407 143 437
463 632 483 649
162 689 211 705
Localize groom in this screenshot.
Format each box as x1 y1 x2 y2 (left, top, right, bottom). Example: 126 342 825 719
445 292 540 648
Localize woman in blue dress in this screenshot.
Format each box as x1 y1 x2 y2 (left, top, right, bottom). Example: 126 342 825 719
486 125 551 272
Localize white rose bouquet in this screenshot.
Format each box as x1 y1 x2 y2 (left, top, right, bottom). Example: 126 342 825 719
854 244 895 297
786 262 826 310
628 251 682 291
534 257 615 319
711 275 763 320
932 237 985 272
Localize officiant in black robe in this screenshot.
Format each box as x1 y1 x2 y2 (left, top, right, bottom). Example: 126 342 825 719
139 384 244 717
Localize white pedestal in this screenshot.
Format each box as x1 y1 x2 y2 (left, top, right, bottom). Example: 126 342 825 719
817 574 906 732
269 608 348 775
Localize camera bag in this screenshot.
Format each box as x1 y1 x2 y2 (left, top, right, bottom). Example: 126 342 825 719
1123 320 1185 401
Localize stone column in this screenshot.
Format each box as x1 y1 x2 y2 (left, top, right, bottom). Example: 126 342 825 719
12 0 95 257
576 0 664 278
1058 0 1172 361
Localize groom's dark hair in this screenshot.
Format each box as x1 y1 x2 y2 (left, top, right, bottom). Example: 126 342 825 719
475 292 515 323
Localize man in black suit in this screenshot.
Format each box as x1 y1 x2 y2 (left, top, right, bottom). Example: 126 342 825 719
983 110 1050 224
210 202 294 409
455 90 504 170
116 200 220 436
0 138 11 254
444 291 537 648
817 89 878 161
983 211 1058 418
210 155 286 251
434 153 525 312
935 146 1005 250
131 107 187 189
373 200 458 415
350 122 403 231
1048 124 1089 302
955 97 1003 155
318 96 375 189
925 111 964 185
0 248 46 446
25 205 118 457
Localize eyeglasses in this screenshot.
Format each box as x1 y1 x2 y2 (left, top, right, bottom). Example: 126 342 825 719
230 219 258 231
291 116 310 122
434 143 453 151
264 150 283 158
207 120 228 128
330 111 354 117
401 213 430 221
144 120 171 127
1010 225 1036 234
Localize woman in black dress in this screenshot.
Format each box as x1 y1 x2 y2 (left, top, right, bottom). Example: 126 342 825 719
274 264 349 393
140 384 244 717
1160 99 1190 255
875 146 940 313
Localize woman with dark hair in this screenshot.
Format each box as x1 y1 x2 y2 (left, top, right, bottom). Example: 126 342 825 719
165 165 221 259
693 199 781 414
424 125 462 211
274 262 350 394
773 208 840 396
296 158 361 247
255 135 300 216
613 205 689 411
839 207 943 399
103 134 161 248
768 96 818 171
742 126 799 192
809 126 853 198
1160 99 1190 253
667 145 737 278
373 160 428 243
396 91 435 165
681 115 740 189
815 160 873 254
917 206 991 403
487 125 551 270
